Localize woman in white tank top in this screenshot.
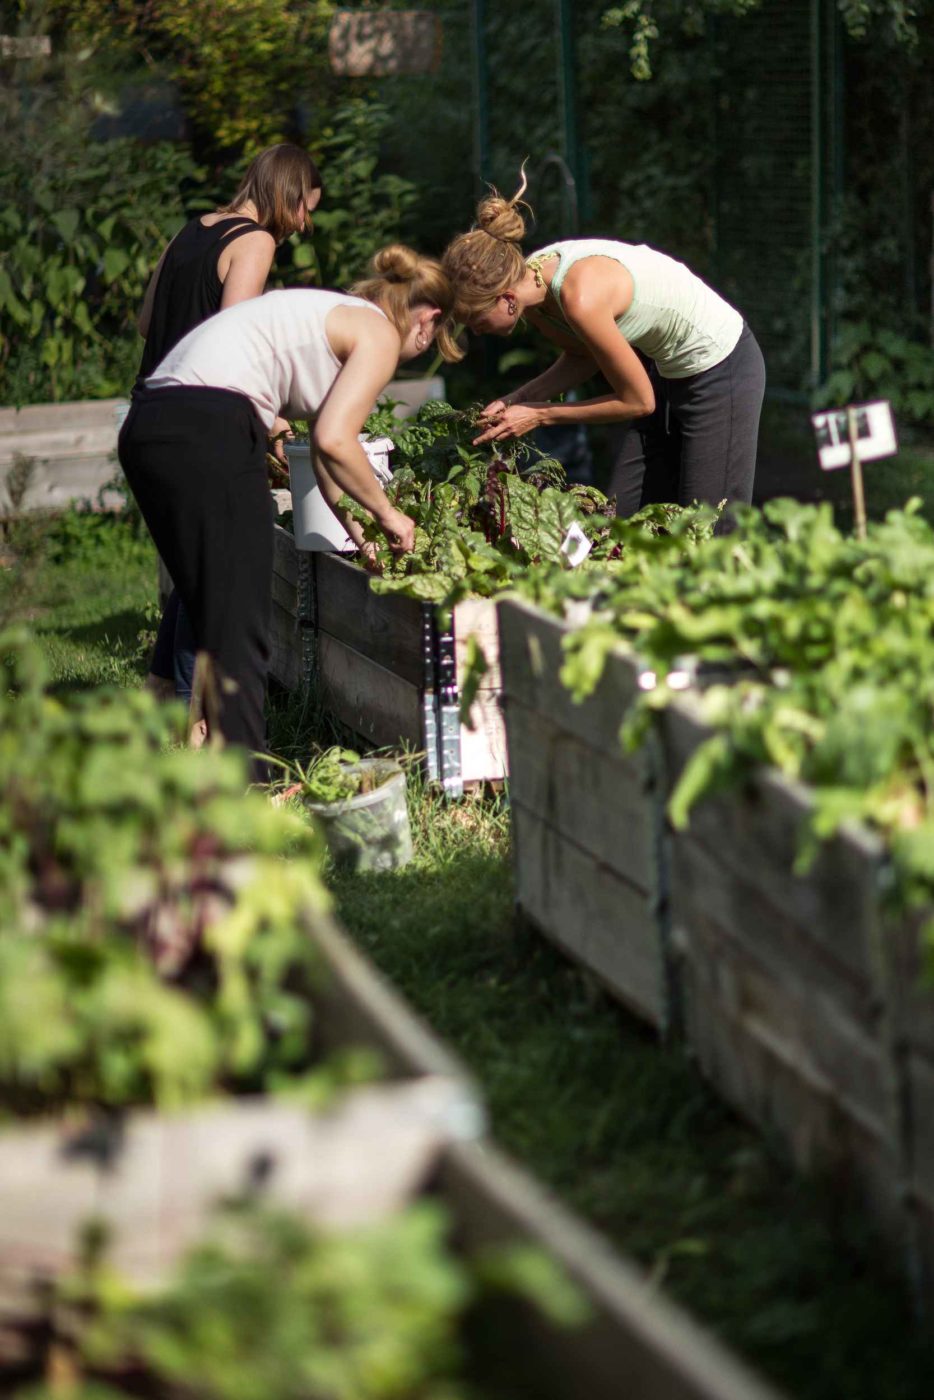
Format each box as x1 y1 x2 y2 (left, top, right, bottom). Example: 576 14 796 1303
118 246 462 780
442 173 765 526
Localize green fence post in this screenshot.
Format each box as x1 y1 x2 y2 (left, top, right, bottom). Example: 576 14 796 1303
470 0 491 191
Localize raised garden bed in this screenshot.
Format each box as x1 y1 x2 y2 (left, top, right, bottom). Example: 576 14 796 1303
497 594 934 1310
0 905 480 1320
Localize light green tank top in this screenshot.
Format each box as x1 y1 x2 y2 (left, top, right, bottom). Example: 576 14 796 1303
529 238 743 379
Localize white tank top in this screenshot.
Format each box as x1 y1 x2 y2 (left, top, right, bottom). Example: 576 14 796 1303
532 239 743 379
145 288 389 429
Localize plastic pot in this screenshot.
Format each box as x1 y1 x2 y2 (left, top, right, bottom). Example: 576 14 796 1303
289 437 393 553
305 759 413 873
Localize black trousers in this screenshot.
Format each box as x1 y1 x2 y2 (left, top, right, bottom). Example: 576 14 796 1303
608 325 766 525
119 386 274 779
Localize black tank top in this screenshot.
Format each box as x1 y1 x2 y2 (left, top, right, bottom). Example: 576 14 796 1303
136 216 261 382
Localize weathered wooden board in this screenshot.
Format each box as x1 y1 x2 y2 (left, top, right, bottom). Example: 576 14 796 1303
0 397 127 515
317 631 423 749
272 520 298 589
268 523 300 690
498 597 644 762
499 599 666 1028
311 554 507 785
453 596 502 691
674 897 900 1216
269 600 301 691
657 694 917 1257
505 695 655 890
314 551 424 685
498 598 934 1301
662 701 884 983
0 907 483 1317
880 912 934 1297
439 1139 786 1400
512 800 664 1027
0 1079 461 1303
453 596 508 784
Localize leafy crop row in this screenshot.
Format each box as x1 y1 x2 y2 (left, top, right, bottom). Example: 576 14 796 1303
517 497 934 925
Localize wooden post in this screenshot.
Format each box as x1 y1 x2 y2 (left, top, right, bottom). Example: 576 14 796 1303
847 405 867 540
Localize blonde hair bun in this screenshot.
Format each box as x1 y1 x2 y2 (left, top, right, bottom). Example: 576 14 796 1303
370 244 421 283
476 193 526 244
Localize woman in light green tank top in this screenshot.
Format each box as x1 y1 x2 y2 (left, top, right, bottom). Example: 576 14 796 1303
442 176 765 523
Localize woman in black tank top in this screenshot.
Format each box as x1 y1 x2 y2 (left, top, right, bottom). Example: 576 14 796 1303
139 144 323 718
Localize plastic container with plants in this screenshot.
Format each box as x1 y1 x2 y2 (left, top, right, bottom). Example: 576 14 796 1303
275 748 414 874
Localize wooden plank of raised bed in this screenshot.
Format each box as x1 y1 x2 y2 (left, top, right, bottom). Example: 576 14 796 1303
883 912 934 1284
670 819 883 1038
272 522 298 589
270 569 296 615
0 1079 463 1306
314 553 425 687
498 599 643 763
439 1140 786 1400
512 799 664 1027
317 632 422 749
675 897 899 1210
269 600 301 690
506 695 655 892
454 596 508 785
454 596 502 690
459 689 507 786
662 700 885 986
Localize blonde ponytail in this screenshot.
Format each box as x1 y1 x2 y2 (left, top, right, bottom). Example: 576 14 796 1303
350 244 463 363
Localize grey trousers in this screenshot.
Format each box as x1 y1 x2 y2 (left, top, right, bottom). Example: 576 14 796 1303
608 325 766 523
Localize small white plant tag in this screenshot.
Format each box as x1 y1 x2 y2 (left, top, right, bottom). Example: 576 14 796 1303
559 521 593 568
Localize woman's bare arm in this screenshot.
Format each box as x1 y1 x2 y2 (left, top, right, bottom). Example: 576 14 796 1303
476 260 654 442
313 306 415 552
218 229 276 308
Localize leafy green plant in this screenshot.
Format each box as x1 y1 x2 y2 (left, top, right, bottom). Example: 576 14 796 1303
13 1198 584 1400
0 627 336 1114
281 99 419 292
272 746 366 805
0 80 203 402
329 401 618 610
47 0 337 160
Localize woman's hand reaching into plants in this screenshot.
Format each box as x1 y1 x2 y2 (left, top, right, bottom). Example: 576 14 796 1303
474 401 547 444
269 416 294 465
378 506 416 554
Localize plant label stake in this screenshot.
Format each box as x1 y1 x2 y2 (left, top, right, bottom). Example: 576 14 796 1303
810 400 898 541
559 521 592 568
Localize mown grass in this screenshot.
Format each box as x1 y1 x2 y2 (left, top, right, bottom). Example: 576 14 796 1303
1 507 157 690
21 508 934 1400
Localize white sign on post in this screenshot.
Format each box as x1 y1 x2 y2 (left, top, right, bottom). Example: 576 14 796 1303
810 400 897 472
810 399 898 542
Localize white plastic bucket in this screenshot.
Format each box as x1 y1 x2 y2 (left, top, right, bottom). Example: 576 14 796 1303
289 436 394 553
